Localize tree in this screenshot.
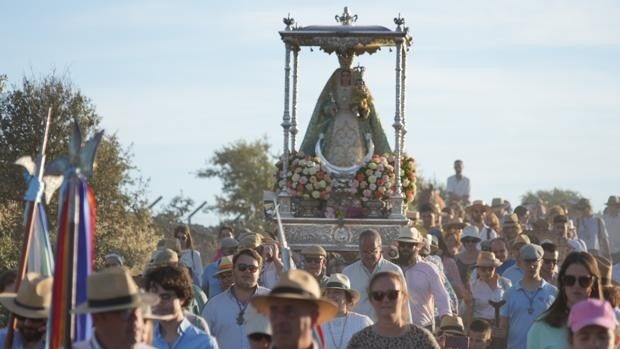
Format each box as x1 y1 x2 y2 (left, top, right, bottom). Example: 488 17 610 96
0 74 160 270
197 138 276 231
520 188 582 209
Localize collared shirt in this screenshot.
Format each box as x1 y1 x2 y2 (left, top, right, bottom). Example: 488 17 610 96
343 258 411 322
0 328 45 349
576 215 608 253
180 249 204 286
404 258 451 327
259 261 279 289
201 260 222 298
500 279 557 349
322 312 373 349
73 334 155 349
202 286 270 349
152 317 218 349
502 263 524 286
497 259 515 275
446 175 470 198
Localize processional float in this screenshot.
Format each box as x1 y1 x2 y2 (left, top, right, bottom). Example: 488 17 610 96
273 8 416 254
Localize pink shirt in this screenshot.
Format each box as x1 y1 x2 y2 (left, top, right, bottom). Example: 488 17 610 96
404 257 451 327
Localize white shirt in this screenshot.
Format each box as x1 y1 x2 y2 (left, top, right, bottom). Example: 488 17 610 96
446 175 470 198
322 312 373 349
259 261 279 289
180 249 203 285
603 213 620 254
343 258 412 322
404 258 451 327
202 286 270 349
468 276 512 320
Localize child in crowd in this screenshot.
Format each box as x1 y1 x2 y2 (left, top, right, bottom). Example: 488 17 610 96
468 319 492 349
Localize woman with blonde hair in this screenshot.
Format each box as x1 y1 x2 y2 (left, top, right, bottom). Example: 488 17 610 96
347 271 439 348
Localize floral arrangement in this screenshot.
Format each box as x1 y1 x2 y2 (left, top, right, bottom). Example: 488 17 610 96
278 152 333 200
399 154 417 204
349 154 395 201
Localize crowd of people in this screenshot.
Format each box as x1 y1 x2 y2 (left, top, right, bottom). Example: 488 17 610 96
0 161 619 348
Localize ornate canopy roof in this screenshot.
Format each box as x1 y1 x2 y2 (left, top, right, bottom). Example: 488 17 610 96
279 7 413 55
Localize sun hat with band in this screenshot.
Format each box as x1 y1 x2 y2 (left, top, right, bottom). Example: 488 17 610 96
396 226 423 244
322 273 360 304
251 269 337 325
0 272 52 319
444 217 466 230
475 251 502 268
301 245 327 257
73 266 158 314
439 315 466 335
214 255 233 277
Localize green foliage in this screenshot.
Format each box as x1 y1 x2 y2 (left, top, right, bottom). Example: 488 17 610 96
197 137 276 231
521 188 582 208
0 74 160 271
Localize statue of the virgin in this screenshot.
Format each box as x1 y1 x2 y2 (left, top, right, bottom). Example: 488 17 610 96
299 53 391 172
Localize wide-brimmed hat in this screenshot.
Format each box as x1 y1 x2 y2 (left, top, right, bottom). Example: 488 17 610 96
74 266 158 314
502 214 520 227
156 238 182 255
439 315 465 335
396 226 423 243
0 272 52 319
605 196 620 206
460 225 481 242
238 234 263 250
214 255 233 277
476 251 501 268
301 245 327 257
251 270 337 325
574 198 592 210
466 200 489 211
323 273 360 304
444 217 466 230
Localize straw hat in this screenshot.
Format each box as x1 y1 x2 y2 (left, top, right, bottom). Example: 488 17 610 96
461 225 481 242
0 272 52 319
396 226 423 243
466 200 489 211
475 251 502 268
245 304 272 336
251 270 337 325
444 217 466 230
502 214 520 227
214 255 233 276
150 248 179 266
238 234 263 250
323 273 360 304
301 245 327 257
74 266 158 314
439 315 466 335
510 234 531 249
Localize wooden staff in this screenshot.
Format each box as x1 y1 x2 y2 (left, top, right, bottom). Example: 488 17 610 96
5 107 52 349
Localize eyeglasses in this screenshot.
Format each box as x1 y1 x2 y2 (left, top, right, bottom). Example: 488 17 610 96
248 333 271 342
237 263 259 273
398 242 417 249
370 290 400 302
543 258 558 265
563 274 595 288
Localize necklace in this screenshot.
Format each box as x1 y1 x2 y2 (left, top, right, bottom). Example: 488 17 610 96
519 287 542 315
230 286 256 325
326 313 349 349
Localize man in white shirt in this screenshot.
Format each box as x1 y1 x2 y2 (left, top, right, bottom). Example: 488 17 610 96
446 159 470 205
603 196 620 263
203 249 270 349
575 198 611 261
342 229 410 322
467 200 498 245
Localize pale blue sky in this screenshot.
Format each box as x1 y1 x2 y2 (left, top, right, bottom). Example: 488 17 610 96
3 1 619 225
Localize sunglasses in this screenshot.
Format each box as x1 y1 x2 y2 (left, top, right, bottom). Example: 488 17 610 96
370 290 400 302
543 258 558 265
248 333 271 342
237 263 259 273
563 274 595 288
304 257 323 264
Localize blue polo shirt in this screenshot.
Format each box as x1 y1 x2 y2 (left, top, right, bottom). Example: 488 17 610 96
201 260 222 298
153 317 218 349
497 258 515 275
502 263 524 286
500 279 557 349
